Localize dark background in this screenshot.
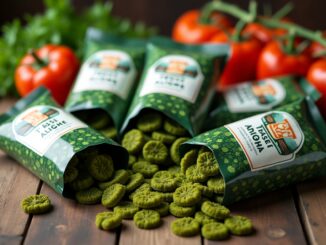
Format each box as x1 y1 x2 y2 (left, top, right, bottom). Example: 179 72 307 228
0 0 325 35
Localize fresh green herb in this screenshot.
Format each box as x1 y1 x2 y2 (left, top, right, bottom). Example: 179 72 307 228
0 0 157 97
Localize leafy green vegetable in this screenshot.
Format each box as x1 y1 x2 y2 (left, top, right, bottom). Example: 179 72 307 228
0 0 157 97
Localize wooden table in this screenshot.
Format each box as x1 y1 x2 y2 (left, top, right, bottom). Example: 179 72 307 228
0 99 325 245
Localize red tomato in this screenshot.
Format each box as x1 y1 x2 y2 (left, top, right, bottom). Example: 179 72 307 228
210 32 263 90
307 59 326 117
243 23 287 45
172 10 232 44
307 31 326 57
257 41 313 79
15 44 79 105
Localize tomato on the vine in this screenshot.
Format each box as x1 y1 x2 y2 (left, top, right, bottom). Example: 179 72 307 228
257 41 312 79
307 58 326 117
210 31 263 90
308 31 326 57
243 22 287 45
172 10 232 44
15 44 79 105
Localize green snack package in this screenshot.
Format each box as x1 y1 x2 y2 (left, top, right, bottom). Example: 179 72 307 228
120 37 229 136
204 76 320 130
65 27 146 133
0 87 128 196
181 97 326 205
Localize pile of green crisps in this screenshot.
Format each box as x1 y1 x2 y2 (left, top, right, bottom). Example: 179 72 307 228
21 110 254 239
117 110 253 240
74 109 118 140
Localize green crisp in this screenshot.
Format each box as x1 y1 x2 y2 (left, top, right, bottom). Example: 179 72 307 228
201 222 229 240
98 169 130 190
201 201 230 220
152 202 170 217
70 173 94 191
95 211 122 230
194 211 217 225
133 191 163 209
88 154 114 181
128 155 137 166
196 152 219 177
100 127 118 139
167 166 181 176
114 201 139 219
171 217 200 237
224 216 253 235
173 184 201 207
142 140 168 164
137 112 163 133
75 187 103 205
152 131 176 144
170 137 190 164
150 171 178 192
207 177 225 194
132 161 159 178
122 129 145 154
193 183 214 198
21 194 52 214
180 149 198 174
129 183 151 201
169 202 196 217
161 192 174 203
164 119 187 136
186 165 208 183
126 173 144 192
134 210 161 229
101 183 126 208
64 165 79 184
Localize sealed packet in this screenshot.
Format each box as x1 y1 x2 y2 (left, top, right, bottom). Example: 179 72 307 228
0 87 128 196
204 76 320 130
181 97 326 205
65 27 146 135
120 37 229 136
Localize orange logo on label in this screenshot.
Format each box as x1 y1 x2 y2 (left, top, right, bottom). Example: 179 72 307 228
267 119 297 140
99 55 121 70
166 60 188 75
22 110 48 127
252 84 276 97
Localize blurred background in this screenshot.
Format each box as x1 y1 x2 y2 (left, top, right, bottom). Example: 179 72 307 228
1 0 325 35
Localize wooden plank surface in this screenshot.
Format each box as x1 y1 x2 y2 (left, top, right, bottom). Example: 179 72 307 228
0 98 41 245
119 216 201 245
24 183 118 245
297 178 326 245
205 189 307 245
0 97 325 245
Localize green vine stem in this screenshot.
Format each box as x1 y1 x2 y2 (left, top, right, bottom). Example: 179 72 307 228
285 28 296 54
272 2 294 20
29 49 46 67
314 50 326 58
258 18 326 47
233 21 246 42
248 0 258 21
200 1 253 24
200 0 326 48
